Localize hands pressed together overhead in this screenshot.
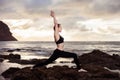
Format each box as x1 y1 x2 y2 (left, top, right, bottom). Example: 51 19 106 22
50 10 55 17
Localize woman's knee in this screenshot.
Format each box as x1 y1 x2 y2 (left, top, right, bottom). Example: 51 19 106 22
73 53 78 58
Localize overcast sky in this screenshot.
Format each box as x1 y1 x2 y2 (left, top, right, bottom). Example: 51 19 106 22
0 0 120 41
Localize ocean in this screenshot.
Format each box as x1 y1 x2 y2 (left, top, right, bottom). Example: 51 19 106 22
0 41 120 57
0 41 120 80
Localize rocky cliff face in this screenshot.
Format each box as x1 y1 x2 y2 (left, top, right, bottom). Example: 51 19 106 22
0 21 17 41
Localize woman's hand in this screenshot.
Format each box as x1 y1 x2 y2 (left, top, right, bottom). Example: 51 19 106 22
51 10 58 25
50 10 55 17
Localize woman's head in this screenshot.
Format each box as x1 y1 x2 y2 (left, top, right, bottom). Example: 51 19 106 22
54 24 62 32
58 24 62 32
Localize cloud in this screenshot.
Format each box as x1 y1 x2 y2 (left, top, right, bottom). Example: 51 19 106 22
3 17 120 41
26 0 51 7
57 16 85 31
49 0 120 20
3 19 53 41
90 0 120 13
108 26 120 34
0 0 6 7
3 19 33 30
0 0 120 19
0 0 120 41
76 24 92 32
76 18 120 34
0 0 52 19
24 0 52 14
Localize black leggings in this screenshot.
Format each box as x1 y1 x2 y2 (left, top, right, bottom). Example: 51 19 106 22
33 49 81 69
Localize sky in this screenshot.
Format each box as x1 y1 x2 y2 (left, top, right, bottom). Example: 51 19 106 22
0 0 120 41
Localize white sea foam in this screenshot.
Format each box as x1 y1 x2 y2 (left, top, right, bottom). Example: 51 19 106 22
104 67 120 76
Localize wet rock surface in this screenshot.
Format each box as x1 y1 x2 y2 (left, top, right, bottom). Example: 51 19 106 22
79 49 120 70
9 59 48 65
0 54 21 60
0 58 4 62
1 49 120 80
2 66 119 80
1 67 21 78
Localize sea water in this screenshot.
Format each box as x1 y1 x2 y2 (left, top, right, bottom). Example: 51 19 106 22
0 41 120 56
0 41 120 79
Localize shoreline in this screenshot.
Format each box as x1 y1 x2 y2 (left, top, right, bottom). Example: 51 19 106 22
0 49 120 80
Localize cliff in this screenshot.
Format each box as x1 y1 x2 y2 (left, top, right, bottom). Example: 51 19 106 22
0 21 17 41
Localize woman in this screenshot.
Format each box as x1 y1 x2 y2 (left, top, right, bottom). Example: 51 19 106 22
33 11 81 69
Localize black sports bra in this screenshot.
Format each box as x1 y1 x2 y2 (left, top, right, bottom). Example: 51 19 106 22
56 35 64 44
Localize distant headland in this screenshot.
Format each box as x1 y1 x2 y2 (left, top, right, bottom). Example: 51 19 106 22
0 21 17 41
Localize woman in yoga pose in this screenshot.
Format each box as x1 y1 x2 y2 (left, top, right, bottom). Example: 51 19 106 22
33 11 81 69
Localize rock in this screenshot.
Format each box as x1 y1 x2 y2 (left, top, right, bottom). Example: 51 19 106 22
0 76 5 80
11 67 40 80
82 64 119 78
1 49 120 80
60 61 70 63
8 66 81 80
9 54 21 59
1 67 20 78
7 49 22 52
0 58 4 62
7 50 15 52
0 54 21 60
79 49 120 70
0 21 17 41
2 66 119 80
15 48 21 51
9 59 48 65
112 54 120 65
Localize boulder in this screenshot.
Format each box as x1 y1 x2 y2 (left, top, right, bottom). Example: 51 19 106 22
1 67 20 78
82 64 119 78
79 49 120 69
0 54 21 60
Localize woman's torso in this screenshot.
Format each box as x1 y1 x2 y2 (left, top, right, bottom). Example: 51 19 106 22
55 35 64 50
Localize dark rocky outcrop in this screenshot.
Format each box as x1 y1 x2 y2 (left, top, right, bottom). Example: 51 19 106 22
9 59 48 65
1 49 120 80
2 66 119 80
7 49 21 52
0 21 17 41
1 67 21 78
0 58 4 62
0 54 21 60
79 49 120 70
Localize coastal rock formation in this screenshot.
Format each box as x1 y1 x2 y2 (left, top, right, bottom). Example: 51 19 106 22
1 49 120 80
0 76 5 80
0 58 4 62
0 21 17 41
9 59 48 65
79 49 120 70
2 67 21 78
0 54 21 60
2 66 119 80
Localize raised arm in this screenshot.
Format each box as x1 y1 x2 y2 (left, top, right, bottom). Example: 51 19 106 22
50 10 59 41
50 11 58 26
